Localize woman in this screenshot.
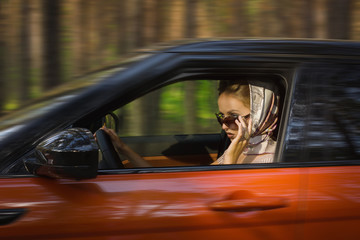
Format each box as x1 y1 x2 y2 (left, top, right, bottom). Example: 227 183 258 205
212 79 280 164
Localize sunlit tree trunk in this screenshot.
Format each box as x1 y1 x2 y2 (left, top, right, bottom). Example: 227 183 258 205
42 0 61 89
351 0 360 39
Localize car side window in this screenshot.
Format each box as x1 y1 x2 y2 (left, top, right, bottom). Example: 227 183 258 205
103 76 286 168
283 65 360 162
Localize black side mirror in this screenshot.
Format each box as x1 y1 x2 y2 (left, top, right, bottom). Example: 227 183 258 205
24 128 98 180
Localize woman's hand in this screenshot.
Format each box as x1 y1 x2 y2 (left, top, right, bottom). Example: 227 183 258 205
223 116 252 164
95 125 151 168
99 126 127 153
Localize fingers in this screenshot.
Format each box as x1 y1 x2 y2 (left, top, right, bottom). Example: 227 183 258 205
236 116 251 141
98 125 118 142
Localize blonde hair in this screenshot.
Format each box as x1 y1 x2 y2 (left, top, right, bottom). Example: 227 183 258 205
218 80 250 108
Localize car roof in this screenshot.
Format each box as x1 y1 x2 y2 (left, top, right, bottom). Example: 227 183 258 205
145 38 360 57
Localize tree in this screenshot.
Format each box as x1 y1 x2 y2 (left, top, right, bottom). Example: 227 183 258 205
327 0 352 39
184 0 198 133
42 0 61 90
304 0 315 38
274 0 295 37
20 0 31 102
115 0 127 56
0 0 6 115
185 0 197 38
232 0 249 36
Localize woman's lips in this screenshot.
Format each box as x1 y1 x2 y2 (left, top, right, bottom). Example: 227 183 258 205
226 132 235 139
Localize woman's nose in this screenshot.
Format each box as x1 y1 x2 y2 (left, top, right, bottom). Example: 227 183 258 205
221 123 228 130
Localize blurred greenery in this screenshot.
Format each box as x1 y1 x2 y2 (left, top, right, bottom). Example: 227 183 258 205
0 0 359 135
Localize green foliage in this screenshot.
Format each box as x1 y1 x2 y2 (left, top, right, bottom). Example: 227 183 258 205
160 82 185 122
196 80 218 122
4 100 19 111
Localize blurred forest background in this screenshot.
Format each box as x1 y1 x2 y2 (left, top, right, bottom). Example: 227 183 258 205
0 0 359 120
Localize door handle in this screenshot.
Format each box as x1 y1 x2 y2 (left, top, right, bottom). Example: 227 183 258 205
209 190 289 212
0 208 27 226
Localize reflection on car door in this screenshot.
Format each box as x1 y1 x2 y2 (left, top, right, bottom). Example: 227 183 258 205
0 168 303 239
304 166 360 240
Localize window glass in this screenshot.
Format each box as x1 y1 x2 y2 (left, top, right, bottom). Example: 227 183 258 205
284 65 360 162
117 80 219 137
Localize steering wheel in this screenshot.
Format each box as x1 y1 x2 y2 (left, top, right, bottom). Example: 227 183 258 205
95 129 125 169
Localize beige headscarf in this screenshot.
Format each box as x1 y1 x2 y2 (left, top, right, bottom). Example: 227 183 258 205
248 80 280 138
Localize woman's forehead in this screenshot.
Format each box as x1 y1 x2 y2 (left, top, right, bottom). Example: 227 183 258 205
218 93 250 113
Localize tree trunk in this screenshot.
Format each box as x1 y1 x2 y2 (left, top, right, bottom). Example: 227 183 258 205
20 0 31 102
42 0 61 89
304 0 315 38
115 0 127 56
29 0 43 96
133 0 163 136
184 0 198 133
274 0 294 37
185 0 197 38
327 0 352 39
232 0 248 36
134 0 145 48
0 0 6 115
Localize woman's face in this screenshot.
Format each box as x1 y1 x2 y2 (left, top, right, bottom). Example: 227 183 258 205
217 92 250 141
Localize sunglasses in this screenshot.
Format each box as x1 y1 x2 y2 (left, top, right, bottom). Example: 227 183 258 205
215 113 250 127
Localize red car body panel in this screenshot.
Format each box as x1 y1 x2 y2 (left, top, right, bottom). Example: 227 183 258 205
1 167 304 239
304 166 360 240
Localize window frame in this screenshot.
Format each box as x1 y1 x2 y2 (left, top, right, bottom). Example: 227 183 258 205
97 68 292 175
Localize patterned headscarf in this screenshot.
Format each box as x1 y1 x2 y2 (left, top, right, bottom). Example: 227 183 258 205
248 80 280 138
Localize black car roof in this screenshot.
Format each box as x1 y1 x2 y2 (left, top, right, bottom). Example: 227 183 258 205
157 39 360 57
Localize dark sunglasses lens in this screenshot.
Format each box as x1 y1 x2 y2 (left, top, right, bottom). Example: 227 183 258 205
216 115 237 127
223 116 236 126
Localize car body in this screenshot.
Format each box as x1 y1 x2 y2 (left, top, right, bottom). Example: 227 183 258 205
0 39 359 239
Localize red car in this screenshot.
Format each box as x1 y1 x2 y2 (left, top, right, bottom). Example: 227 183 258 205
0 40 359 240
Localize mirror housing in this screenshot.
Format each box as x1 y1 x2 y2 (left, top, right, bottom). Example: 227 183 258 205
25 128 98 180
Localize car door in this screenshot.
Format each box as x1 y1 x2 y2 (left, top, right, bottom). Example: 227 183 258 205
282 64 360 240
0 76 304 240
0 168 303 240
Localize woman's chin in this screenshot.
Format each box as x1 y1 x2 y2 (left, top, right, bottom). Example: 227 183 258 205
227 134 236 140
